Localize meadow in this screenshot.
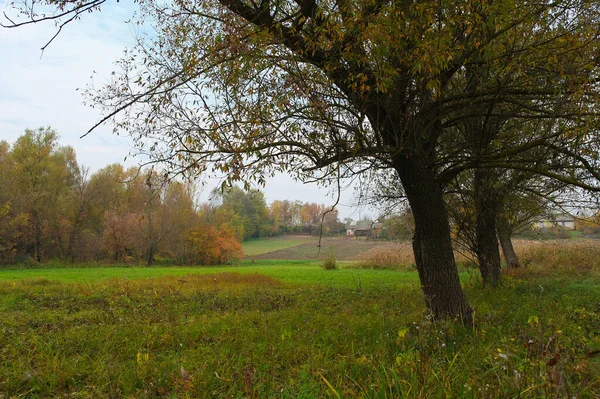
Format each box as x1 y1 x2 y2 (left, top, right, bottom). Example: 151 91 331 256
0 239 599 398
241 236 315 256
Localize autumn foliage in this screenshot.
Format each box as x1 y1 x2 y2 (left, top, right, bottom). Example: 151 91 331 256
0 129 344 265
183 223 243 265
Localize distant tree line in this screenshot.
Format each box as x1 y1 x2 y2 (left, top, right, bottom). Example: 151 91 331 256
0 128 344 265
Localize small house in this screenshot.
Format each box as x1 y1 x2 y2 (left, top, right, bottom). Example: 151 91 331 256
533 214 576 230
346 220 374 237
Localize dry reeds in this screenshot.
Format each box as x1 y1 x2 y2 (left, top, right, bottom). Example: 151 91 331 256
352 243 415 270
512 239 600 276
347 238 600 276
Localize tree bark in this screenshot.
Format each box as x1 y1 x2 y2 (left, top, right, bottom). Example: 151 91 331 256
497 218 521 268
146 243 156 266
67 210 84 262
33 208 42 263
474 169 502 287
146 244 155 266
396 157 473 325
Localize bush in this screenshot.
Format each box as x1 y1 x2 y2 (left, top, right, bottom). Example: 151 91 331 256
322 254 337 270
183 223 244 265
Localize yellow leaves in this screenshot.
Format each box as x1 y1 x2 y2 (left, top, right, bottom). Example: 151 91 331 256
396 327 409 346
137 352 150 365
527 315 539 327
397 327 408 340
0 202 11 217
280 327 292 341
355 355 369 364
136 351 151 377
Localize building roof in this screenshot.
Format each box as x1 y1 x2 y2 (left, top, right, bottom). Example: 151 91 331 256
353 220 373 230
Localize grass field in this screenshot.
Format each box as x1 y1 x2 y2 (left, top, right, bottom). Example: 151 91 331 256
0 262 420 289
242 236 314 256
1 239 599 397
248 237 412 261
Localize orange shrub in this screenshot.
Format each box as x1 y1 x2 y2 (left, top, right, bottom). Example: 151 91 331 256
185 223 243 265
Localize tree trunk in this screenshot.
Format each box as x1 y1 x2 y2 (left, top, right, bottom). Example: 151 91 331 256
146 243 156 266
497 218 521 268
67 215 83 262
33 209 42 263
396 157 473 325
474 170 502 287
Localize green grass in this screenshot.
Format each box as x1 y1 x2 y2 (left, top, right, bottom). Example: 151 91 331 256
0 261 599 397
0 261 420 289
242 236 313 256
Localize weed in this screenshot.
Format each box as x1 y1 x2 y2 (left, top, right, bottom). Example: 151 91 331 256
322 254 337 270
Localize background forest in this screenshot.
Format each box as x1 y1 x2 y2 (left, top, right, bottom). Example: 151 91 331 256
0 128 346 266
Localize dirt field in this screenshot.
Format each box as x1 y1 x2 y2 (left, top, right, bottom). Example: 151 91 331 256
247 236 600 272
248 236 412 260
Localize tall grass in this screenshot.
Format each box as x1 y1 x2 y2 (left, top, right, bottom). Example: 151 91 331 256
352 242 475 271
353 244 415 270
513 239 600 275
351 238 600 276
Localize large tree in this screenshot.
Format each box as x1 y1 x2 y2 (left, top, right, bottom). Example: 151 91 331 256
9 128 78 262
6 0 600 323
218 186 270 239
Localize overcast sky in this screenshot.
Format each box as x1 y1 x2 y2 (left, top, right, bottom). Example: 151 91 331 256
0 3 379 219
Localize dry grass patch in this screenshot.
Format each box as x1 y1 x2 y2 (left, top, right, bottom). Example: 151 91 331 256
352 243 415 270
156 272 282 288
350 241 478 271
350 238 600 276
88 272 283 297
513 239 600 276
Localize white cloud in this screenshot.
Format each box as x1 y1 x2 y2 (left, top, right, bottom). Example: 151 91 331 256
1 3 138 172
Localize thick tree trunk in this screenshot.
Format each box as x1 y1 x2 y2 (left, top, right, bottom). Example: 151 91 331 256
474 170 502 287
396 157 473 325
497 218 521 268
475 207 502 286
